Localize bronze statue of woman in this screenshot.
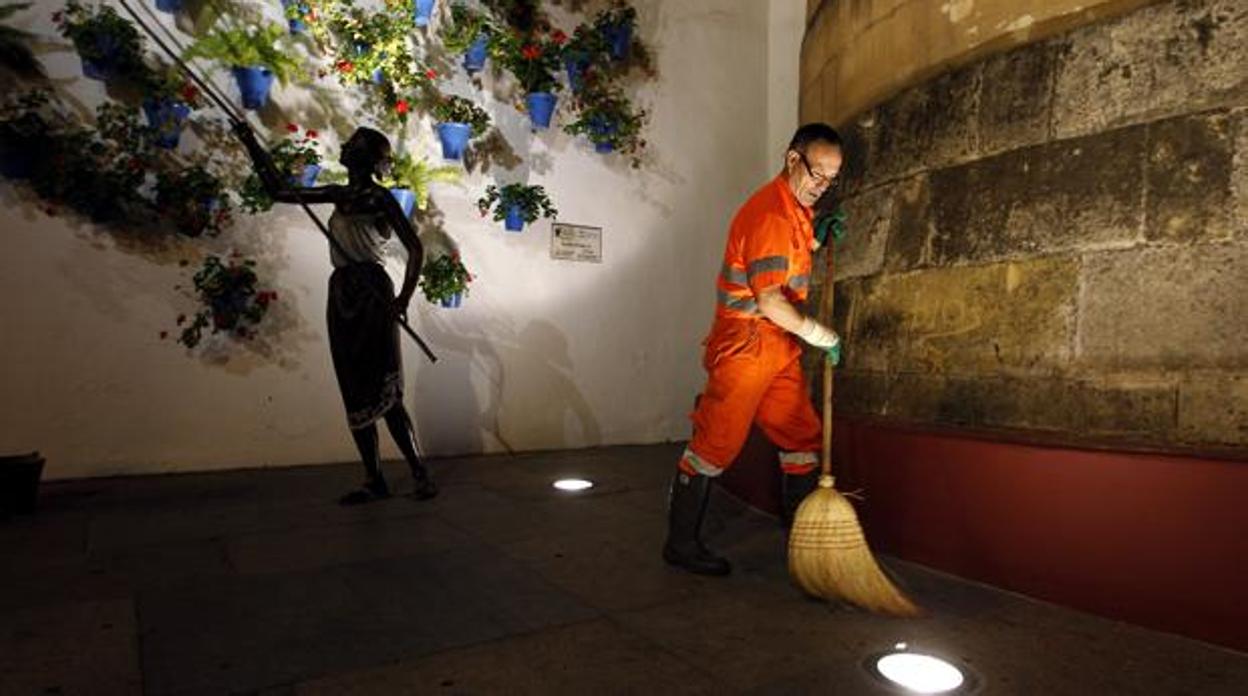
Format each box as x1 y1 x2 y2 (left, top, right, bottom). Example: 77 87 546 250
234 122 438 505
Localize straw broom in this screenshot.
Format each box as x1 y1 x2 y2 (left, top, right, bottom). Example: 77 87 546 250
787 229 921 617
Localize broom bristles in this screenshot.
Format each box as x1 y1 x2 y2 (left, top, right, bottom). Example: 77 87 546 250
788 479 922 617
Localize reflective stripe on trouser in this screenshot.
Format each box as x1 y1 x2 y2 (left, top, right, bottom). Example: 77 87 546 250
679 320 821 476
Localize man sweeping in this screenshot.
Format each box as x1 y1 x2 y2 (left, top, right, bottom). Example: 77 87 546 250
663 123 844 576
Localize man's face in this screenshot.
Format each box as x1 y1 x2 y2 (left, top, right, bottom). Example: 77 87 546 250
784 141 843 208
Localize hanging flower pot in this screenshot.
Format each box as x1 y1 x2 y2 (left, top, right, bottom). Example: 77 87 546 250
421 253 472 309
440 292 463 308
504 203 525 232
601 21 632 61
143 99 192 150
231 66 275 110
390 188 416 218
79 35 121 81
436 122 472 161
563 52 590 92
155 0 182 13
478 183 556 234
462 34 488 74
289 163 321 188
413 0 436 27
590 116 617 153
525 91 557 130
281 0 307 34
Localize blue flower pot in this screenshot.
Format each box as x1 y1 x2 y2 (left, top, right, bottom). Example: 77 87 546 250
525 92 556 130
390 188 416 218
503 204 525 232
436 122 472 161
462 34 488 73
80 35 120 81
155 0 182 13
602 22 632 60
0 140 36 179
439 292 463 308
290 163 321 188
143 99 192 149
282 0 308 34
232 66 275 110
564 52 590 91
413 0 436 27
589 116 616 153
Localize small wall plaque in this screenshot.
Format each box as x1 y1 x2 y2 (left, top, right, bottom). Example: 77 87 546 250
550 222 602 263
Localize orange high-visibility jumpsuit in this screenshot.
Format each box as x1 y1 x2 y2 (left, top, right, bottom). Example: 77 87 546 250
679 175 822 478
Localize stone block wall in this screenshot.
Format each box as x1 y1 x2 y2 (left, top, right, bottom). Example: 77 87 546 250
812 0 1248 452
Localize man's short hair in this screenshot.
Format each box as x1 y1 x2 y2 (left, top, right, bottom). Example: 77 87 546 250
787 123 842 153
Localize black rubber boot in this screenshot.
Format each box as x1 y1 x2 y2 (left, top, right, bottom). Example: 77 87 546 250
662 472 731 576
781 468 820 527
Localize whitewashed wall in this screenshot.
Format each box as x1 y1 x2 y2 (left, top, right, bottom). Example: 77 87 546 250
0 0 804 478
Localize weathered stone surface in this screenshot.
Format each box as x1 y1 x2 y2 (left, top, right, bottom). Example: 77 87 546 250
883 174 933 272
1146 111 1236 243
1052 0 1248 138
1178 373 1248 445
835 181 894 279
835 370 1179 440
867 63 982 184
979 41 1059 156
844 257 1079 375
929 124 1146 265
1234 108 1248 236
1078 244 1248 370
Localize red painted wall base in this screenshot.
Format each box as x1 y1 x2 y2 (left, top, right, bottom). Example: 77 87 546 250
718 417 1248 653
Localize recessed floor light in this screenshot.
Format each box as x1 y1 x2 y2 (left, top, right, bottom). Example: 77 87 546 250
553 478 593 492
865 648 971 694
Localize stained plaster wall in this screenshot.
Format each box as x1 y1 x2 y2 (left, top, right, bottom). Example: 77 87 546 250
0 0 804 478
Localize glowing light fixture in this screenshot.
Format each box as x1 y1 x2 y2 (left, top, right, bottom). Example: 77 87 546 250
866 644 970 694
553 478 594 492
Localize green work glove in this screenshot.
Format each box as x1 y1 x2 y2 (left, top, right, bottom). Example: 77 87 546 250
813 207 847 247
826 342 841 367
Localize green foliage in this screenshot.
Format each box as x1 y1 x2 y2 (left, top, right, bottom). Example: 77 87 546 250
431 95 490 137
53 0 149 82
381 153 461 210
142 65 203 107
441 2 496 53
23 102 155 222
309 0 438 124
176 254 276 348
184 23 303 84
156 165 233 238
419 253 472 304
490 26 565 94
564 85 647 166
477 182 556 224
238 124 322 213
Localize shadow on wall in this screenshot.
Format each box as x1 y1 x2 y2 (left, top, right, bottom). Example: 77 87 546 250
409 313 602 456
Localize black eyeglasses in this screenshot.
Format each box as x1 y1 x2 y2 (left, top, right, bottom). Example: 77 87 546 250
796 150 838 189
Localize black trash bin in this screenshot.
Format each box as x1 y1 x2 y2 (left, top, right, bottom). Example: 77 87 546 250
1 452 45 516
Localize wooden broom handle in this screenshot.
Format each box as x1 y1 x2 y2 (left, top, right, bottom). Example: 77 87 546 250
820 241 836 478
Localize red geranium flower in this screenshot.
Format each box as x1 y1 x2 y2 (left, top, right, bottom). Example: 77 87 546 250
551 30 567 45
286 123 299 133
425 68 437 80
521 44 541 60
336 59 355 73
181 84 200 103
395 99 410 115
306 129 318 139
